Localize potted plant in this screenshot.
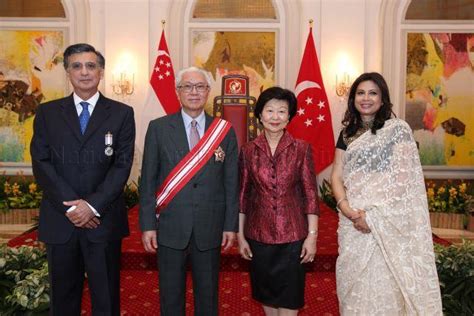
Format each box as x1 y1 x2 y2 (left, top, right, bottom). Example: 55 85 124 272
318 179 337 211
434 240 474 315
0 174 42 225
0 245 50 314
427 181 472 230
124 180 139 210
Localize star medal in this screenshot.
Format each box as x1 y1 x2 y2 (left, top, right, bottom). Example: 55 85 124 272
105 132 113 156
214 146 225 162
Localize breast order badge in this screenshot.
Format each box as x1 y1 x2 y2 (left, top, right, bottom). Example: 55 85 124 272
214 146 225 162
105 132 113 156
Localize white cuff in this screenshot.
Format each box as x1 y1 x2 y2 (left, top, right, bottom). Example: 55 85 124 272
66 202 101 217
86 202 100 217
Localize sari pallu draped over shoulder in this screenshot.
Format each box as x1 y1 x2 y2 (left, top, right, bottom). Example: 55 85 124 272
336 118 442 315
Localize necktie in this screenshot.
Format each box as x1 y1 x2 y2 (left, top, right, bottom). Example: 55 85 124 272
79 101 90 134
189 120 200 149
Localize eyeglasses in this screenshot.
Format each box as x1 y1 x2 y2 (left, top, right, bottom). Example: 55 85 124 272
177 83 209 93
69 62 99 71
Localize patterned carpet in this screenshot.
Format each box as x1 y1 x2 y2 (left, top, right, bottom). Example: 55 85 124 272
80 204 340 315
8 204 340 315
79 270 338 315
119 205 339 273
8 204 449 315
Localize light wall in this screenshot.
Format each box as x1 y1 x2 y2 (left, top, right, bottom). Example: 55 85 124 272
86 0 385 180
88 0 150 131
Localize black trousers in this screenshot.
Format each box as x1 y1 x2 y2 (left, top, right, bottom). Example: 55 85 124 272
158 235 221 316
46 229 122 316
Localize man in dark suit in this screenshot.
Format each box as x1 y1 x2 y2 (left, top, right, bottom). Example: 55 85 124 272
30 43 135 315
139 66 238 316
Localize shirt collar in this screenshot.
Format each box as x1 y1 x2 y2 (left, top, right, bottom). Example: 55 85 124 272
73 91 100 110
181 109 205 128
254 129 295 157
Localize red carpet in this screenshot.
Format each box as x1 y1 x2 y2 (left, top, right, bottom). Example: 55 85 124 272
7 204 449 315
79 271 338 315
119 205 339 272
80 204 340 315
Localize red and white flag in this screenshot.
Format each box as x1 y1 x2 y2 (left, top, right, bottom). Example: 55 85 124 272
287 27 335 174
138 30 180 150
149 30 180 114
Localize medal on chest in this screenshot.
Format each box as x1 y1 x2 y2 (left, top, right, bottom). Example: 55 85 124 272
105 132 114 156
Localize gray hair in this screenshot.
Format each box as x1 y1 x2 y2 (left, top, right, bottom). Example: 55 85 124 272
175 66 212 88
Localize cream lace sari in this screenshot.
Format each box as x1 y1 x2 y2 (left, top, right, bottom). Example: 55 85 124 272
336 119 442 315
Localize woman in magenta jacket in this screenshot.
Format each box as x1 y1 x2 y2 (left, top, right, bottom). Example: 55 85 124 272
238 86 320 316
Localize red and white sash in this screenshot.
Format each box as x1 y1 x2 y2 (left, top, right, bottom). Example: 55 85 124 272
155 118 231 213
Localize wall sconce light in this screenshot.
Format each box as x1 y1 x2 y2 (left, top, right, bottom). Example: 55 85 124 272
112 52 136 98
112 72 134 97
335 72 351 97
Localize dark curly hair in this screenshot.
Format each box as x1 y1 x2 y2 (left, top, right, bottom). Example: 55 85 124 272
342 72 395 137
254 86 298 123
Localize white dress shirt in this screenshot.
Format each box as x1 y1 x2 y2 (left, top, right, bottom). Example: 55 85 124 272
181 109 205 150
66 91 101 217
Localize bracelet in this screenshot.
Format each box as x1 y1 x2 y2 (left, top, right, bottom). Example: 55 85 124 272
336 197 348 208
308 230 318 235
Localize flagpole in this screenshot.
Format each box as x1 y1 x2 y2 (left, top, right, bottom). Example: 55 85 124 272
287 17 335 173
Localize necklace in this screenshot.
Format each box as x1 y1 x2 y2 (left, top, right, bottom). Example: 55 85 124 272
343 120 374 146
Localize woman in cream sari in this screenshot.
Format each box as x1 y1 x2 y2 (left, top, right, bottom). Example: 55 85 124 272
331 72 442 315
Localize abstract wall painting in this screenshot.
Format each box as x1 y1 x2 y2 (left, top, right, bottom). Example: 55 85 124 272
405 32 474 167
0 29 66 163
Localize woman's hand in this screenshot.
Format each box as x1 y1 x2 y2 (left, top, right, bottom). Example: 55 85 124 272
300 234 317 263
237 233 253 260
353 210 371 234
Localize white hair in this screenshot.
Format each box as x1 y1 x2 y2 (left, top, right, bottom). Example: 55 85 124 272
175 66 212 88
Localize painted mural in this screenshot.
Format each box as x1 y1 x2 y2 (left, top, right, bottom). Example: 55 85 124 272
191 31 275 114
0 29 66 163
405 32 474 167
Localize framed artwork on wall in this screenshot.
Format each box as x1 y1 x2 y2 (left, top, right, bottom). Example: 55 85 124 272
0 28 67 171
190 30 276 114
404 32 474 174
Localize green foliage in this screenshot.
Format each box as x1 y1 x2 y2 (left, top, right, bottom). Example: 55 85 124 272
0 245 49 314
318 179 337 211
5 262 49 313
434 240 474 315
1 174 140 212
0 175 42 211
124 180 139 210
426 181 473 214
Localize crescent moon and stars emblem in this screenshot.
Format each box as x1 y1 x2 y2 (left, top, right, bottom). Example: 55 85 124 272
293 80 328 127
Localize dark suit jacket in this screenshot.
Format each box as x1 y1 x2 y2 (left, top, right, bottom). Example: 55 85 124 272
30 93 135 244
139 112 239 251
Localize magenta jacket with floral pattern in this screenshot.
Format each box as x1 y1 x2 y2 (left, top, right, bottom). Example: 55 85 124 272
239 131 320 244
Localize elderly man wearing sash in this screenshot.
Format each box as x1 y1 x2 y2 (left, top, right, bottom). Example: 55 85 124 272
139 66 239 316
331 72 442 315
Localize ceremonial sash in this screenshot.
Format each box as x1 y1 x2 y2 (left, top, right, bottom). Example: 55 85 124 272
155 118 231 213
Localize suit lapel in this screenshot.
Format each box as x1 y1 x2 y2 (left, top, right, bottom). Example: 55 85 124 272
194 113 215 181
169 112 216 182
168 112 190 154
60 94 83 142
204 113 213 131
82 93 111 143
